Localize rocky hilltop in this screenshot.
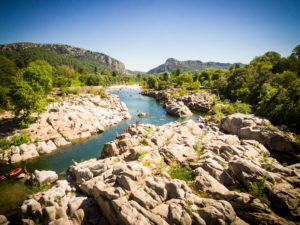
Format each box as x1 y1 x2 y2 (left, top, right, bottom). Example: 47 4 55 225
0 42 127 73
18 115 300 225
0 93 130 164
148 58 234 74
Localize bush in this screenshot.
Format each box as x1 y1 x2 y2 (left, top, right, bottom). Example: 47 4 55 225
0 137 11 150
249 176 270 206
168 165 192 182
234 100 252 114
18 116 35 129
68 88 81 95
0 134 31 150
10 134 31 146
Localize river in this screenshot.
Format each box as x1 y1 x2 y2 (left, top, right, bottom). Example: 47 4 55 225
0 90 202 217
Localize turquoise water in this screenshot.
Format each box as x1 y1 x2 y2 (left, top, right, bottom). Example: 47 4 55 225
0 90 201 216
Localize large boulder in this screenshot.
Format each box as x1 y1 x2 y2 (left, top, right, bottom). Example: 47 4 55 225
221 113 299 154
165 101 193 118
29 170 58 186
179 92 213 113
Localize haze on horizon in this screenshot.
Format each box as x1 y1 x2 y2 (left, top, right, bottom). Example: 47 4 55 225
0 0 299 72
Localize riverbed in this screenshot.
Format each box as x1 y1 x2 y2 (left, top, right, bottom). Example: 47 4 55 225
0 90 202 216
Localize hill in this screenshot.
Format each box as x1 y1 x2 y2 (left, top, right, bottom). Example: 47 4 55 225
0 42 126 73
148 58 235 73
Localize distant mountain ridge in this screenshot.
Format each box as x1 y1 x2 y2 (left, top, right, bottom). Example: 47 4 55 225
148 58 234 73
0 42 126 73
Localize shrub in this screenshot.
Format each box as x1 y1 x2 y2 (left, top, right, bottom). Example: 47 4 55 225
71 88 81 95
18 116 35 129
0 137 11 150
234 100 252 114
10 134 31 146
249 176 270 206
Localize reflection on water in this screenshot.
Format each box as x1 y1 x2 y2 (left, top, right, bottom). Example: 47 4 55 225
0 90 201 216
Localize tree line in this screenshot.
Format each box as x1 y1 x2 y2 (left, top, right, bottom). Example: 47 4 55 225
145 45 300 131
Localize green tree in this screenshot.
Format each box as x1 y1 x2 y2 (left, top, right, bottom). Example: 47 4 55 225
147 76 159 90
23 60 53 94
0 56 18 107
11 79 44 117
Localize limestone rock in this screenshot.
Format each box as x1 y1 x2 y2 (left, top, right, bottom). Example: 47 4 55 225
30 170 58 186
165 101 193 118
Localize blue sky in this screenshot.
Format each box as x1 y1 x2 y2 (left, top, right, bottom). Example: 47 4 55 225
0 0 299 71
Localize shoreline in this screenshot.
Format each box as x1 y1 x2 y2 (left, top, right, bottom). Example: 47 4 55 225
106 84 141 91
0 93 131 164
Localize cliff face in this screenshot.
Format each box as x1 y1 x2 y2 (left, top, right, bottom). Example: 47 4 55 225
148 57 233 73
0 42 127 73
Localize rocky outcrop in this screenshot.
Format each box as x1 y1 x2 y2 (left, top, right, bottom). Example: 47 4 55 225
0 94 130 164
141 90 214 116
29 170 58 186
221 113 300 155
165 101 193 118
177 92 213 112
20 119 300 224
20 180 106 225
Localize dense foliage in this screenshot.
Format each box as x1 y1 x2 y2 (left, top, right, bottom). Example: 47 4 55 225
146 45 300 130
0 50 145 125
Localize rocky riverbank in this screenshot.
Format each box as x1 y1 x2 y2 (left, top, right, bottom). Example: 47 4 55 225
106 84 141 91
17 114 300 225
0 93 130 164
141 90 213 118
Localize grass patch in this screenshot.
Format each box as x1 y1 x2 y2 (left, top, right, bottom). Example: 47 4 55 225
217 160 226 168
264 122 279 132
139 138 148 146
138 149 148 160
142 160 152 167
264 164 273 171
31 181 52 193
249 176 270 206
168 165 192 182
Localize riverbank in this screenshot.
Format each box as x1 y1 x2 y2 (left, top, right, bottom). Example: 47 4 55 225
141 89 214 118
0 93 130 164
18 115 300 225
106 84 141 91
0 89 200 218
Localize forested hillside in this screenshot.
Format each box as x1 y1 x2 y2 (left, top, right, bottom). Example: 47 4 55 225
0 42 126 74
0 44 145 127
145 45 300 131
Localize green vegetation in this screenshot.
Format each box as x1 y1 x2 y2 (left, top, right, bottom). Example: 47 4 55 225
148 58 232 74
145 45 300 131
138 149 148 160
0 46 146 121
168 165 193 182
248 176 270 206
0 134 31 150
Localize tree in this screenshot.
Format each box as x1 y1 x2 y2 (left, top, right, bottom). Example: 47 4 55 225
11 80 44 117
175 72 193 86
23 60 53 94
147 76 159 90
56 65 76 79
171 67 182 77
163 72 170 81
0 56 18 106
